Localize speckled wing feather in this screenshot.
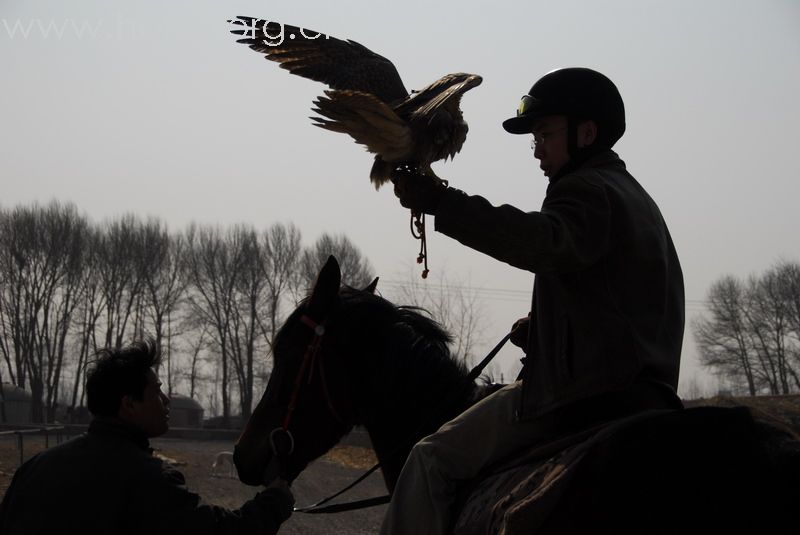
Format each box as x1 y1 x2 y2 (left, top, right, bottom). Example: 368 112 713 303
400 73 483 160
311 90 413 188
403 74 483 122
229 16 408 104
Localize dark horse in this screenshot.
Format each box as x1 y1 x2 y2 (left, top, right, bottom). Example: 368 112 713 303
235 257 800 534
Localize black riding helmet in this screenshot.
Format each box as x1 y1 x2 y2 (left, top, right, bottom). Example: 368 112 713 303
502 67 626 150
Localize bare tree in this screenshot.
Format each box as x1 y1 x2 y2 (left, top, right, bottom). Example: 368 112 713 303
0 203 382 420
0 206 18 386
184 224 248 426
0 202 88 421
226 225 267 419
693 276 756 395
392 269 488 367
260 223 302 357
776 261 800 381
96 215 147 350
744 269 798 394
694 262 800 396
185 324 209 399
140 219 188 393
300 233 374 290
42 206 89 421
70 227 106 411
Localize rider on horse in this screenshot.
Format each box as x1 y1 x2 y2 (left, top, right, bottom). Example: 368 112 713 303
386 67 685 534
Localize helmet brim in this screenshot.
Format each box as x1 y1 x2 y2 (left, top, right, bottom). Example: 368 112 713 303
502 115 535 135
502 100 566 135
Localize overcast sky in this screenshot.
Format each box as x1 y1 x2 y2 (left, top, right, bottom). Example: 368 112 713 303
2 0 799 396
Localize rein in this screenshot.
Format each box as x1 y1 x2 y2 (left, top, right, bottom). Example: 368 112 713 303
295 330 513 514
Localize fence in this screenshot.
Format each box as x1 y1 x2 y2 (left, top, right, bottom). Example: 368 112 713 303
0 426 66 467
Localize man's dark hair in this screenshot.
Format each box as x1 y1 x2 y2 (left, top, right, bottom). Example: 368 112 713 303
86 339 162 417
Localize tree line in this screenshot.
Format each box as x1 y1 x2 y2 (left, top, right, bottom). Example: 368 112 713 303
693 260 800 396
0 201 373 425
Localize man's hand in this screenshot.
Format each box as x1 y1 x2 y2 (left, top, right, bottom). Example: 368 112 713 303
390 167 447 215
510 314 530 350
265 477 295 510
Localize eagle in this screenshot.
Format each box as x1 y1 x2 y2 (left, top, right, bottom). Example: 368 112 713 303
228 17 482 189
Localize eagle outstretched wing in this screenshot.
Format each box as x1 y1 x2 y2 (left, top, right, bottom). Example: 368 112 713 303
230 17 408 103
229 16 482 188
312 91 413 163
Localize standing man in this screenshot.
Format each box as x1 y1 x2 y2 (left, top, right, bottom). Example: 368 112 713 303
382 67 684 534
0 339 295 534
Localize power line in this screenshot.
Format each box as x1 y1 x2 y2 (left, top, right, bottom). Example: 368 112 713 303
379 279 711 308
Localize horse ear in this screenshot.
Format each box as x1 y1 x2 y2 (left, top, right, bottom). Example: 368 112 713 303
363 277 379 294
308 255 341 317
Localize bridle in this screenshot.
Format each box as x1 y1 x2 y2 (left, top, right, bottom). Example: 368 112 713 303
268 313 349 468
260 308 385 514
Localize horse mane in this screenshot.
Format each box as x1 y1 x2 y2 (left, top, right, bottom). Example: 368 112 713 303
274 286 473 423
269 283 501 489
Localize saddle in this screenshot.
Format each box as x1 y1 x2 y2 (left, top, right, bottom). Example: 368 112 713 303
453 406 800 534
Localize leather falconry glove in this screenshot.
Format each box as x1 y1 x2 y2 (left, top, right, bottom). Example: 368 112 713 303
390 167 447 215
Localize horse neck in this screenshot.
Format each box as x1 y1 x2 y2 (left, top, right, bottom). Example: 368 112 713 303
355 342 479 491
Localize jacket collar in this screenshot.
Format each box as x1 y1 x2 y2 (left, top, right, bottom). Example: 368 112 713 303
89 417 152 451
549 149 622 186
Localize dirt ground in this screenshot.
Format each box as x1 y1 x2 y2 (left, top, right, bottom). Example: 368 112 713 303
0 432 388 534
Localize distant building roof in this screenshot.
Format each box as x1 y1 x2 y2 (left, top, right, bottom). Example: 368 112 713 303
169 394 203 411
0 383 32 402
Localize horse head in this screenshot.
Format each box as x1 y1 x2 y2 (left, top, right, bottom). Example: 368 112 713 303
233 256 378 486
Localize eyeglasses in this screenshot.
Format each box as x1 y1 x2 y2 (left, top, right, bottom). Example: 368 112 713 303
530 127 567 149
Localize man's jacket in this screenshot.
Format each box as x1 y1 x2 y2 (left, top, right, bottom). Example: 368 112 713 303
0 418 292 534
434 150 684 421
